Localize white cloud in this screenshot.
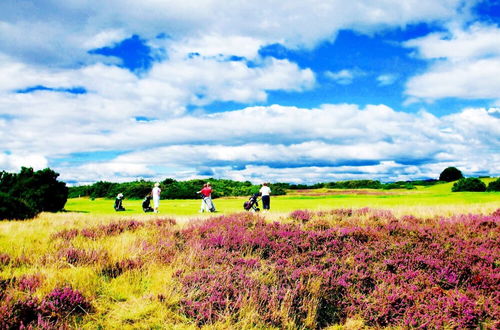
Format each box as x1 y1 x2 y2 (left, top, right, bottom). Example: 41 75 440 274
406 58 500 100
324 69 362 85
2 0 497 184
83 29 129 49
404 23 500 61
168 35 263 60
377 74 398 86
0 0 469 67
405 23 500 101
0 152 48 173
4 103 492 184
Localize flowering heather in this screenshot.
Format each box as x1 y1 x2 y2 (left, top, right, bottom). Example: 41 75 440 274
18 273 44 293
40 286 92 318
290 209 313 222
0 286 91 328
0 253 10 267
51 228 79 240
1 207 499 328
51 218 175 243
80 219 145 239
175 209 499 327
147 218 177 227
101 258 145 278
58 247 109 266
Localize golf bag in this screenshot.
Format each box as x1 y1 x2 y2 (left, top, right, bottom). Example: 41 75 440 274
114 197 125 211
142 196 154 212
243 193 260 212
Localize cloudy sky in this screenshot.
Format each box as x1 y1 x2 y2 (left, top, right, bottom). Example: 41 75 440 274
1 0 499 185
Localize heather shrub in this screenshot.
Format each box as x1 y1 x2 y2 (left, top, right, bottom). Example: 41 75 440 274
174 210 499 328
289 209 313 222
18 273 44 293
2 296 42 328
58 247 109 266
40 286 92 319
101 258 145 278
0 252 11 267
0 286 91 328
452 177 487 192
1 208 498 328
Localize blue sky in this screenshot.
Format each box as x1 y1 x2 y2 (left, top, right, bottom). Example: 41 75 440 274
0 0 499 185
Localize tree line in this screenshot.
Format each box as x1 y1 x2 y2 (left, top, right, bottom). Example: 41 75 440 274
68 178 289 199
68 178 445 200
1 166 499 221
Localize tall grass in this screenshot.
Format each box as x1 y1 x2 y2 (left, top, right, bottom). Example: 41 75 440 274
1 206 499 328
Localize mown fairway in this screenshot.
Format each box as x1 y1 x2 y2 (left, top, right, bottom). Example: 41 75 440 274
0 180 498 328
65 179 500 217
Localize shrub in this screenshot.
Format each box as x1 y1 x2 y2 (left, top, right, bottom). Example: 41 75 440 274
0 286 92 328
289 209 313 222
0 192 38 220
439 167 464 182
0 167 68 219
40 286 92 318
452 178 487 192
486 178 500 192
175 210 499 328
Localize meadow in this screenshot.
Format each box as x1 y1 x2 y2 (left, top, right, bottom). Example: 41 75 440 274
65 180 500 217
0 181 499 328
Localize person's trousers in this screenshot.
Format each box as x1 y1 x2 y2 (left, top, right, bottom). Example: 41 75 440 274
261 195 270 210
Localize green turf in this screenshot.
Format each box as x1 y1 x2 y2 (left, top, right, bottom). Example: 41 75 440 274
64 179 499 216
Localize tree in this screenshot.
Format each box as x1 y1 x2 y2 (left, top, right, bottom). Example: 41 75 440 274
486 178 500 192
0 167 68 219
439 167 464 182
452 178 486 192
0 192 37 220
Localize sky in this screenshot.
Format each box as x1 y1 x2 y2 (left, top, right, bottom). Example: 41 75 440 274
1 0 499 185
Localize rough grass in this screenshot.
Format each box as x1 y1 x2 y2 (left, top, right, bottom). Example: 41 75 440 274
1 182 499 328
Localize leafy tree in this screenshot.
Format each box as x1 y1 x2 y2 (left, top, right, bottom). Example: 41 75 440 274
452 178 486 192
439 167 464 182
486 178 500 192
0 167 68 220
0 192 37 220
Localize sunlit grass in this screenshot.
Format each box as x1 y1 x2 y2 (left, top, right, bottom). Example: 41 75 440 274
64 179 499 218
0 180 498 328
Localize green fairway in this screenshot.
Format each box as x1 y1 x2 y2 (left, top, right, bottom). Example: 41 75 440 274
64 179 499 217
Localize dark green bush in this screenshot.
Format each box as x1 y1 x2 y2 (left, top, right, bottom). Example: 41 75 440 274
439 167 464 182
0 192 37 220
0 167 68 217
452 178 486 192
486 178 500 192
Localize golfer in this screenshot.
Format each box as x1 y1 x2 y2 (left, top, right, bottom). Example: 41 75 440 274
198 183 215 212
152 182 161 213
259 183 271 211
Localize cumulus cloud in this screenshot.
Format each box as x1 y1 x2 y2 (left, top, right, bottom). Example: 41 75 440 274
2 0 497 184
405 23 500 101
0 0 469 67
324 69 365 85
0 152 48 173
377 74 398 86
21 104 496 184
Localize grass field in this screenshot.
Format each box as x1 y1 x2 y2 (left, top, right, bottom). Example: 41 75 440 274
65 179 500 218
0 180 498 328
